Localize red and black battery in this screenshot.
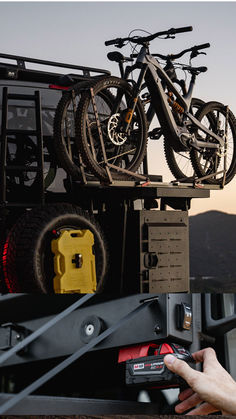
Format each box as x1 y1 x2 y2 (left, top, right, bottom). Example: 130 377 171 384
118 342 195 389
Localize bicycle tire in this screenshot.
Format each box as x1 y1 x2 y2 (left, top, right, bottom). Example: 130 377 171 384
53 82 89 179
190 101 236 185
164 98 205 181
75 76 148 181
53 80 114 180
2 203 108 293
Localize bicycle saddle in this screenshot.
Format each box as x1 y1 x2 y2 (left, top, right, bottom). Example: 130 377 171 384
107 51 133 63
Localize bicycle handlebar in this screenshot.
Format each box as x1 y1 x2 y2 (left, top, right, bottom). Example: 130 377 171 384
152 42 210 61
193 43 210 50
105 26 193 47
130 42 210 61
105 38 123 47
171 26 193 34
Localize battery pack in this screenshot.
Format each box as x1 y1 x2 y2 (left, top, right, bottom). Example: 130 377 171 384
124 342 194 389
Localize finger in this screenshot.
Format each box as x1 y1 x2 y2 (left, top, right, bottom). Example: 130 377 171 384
164 354 200 386
175 392 202 413
186 402 220 415
178 387 194 401
192 347 217 364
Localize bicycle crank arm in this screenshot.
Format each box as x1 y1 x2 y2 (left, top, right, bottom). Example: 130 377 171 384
189 138 219 149
186 112 225 147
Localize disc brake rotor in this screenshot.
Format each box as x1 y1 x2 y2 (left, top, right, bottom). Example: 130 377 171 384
107 113 127 146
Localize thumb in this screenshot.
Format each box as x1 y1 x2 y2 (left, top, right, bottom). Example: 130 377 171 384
164 354 198 384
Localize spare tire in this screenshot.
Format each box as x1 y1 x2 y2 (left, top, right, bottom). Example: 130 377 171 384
2 203 108 293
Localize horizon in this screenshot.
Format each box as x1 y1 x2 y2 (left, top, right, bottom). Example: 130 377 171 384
190 208 236 216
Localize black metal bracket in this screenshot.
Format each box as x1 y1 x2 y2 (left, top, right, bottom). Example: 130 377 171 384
16 59 25 69
0 323 31 354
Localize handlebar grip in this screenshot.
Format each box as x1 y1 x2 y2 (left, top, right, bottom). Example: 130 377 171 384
173 26 193 34
105 38 121 46
193 43 210 50
197 66 208 72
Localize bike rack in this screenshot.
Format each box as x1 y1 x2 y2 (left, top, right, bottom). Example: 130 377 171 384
88 86 149 185
194 170 226 188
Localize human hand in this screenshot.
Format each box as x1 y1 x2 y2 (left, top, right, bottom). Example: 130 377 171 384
164 347 236 415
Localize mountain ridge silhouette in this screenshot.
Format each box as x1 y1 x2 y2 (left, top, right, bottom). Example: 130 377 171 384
189 210 236 277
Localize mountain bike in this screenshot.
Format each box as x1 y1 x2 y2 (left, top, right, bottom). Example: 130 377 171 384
107 40 209 181
75 26 236 185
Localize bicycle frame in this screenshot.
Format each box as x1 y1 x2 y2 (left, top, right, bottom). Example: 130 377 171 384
123 46 224 153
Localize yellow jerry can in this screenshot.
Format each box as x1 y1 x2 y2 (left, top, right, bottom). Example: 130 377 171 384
51 229 97 294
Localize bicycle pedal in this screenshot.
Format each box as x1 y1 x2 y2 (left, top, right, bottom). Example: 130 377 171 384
148 128 163 140
141 92 151 100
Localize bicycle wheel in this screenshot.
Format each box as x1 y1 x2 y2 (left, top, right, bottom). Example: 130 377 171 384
76 76 148 181
53 82 90 179
190 101 236 185
2 203 108 293
53 80 114 179
164 98 205 181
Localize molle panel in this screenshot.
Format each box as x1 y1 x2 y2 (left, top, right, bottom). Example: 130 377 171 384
140 211 189 293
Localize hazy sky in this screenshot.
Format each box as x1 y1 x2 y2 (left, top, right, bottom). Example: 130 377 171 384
1 1 236 215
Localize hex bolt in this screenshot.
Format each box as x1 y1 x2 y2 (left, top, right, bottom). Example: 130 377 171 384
154 324 162 334
85 324 95 336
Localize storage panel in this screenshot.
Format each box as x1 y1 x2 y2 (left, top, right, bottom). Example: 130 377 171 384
140 211 189 293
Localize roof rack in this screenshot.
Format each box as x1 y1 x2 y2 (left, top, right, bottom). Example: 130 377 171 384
0 52 111 84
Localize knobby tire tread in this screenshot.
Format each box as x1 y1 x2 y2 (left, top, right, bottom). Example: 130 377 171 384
190 101 236 185
53 83 89 179
164 98 205 181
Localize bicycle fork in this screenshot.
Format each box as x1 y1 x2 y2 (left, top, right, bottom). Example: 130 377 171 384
121 66 148 133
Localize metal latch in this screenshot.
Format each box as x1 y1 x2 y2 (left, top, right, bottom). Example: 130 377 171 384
176 302 192 330
144 252 158 269
0 323 31 355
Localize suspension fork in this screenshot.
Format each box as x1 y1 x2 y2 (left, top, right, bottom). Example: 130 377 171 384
121 65 148 133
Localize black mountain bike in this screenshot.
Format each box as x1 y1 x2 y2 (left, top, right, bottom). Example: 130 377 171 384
75 26 236 185
107 40 209 181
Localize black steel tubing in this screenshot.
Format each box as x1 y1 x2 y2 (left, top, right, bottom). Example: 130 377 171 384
0 53 110 75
